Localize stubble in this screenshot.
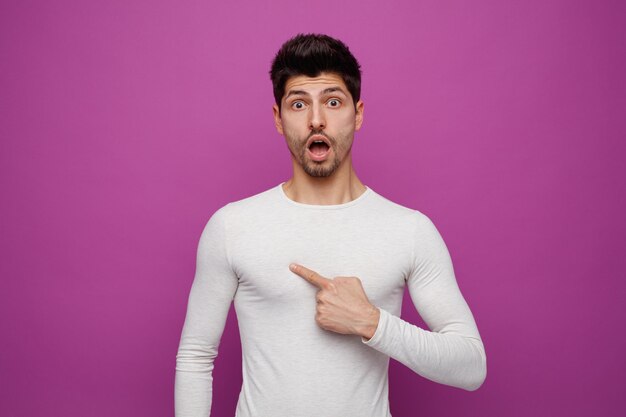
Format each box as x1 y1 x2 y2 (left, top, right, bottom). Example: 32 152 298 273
285 130 351 178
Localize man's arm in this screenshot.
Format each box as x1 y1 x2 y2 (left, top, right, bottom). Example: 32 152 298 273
290 213 486 391
175 206 238 417
362 213 486 391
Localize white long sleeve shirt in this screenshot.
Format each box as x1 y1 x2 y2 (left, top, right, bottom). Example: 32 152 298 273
175 183 486 417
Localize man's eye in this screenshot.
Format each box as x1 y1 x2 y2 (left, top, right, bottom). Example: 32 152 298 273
327 99 341 107
292 101 305 110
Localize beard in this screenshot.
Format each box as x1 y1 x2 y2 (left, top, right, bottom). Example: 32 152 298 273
285 129 351 178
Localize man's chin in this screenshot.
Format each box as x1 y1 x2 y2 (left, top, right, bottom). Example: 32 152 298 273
305 170 333 178
302 161 339 178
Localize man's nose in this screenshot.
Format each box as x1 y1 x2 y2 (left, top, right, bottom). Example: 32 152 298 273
309 104 326 130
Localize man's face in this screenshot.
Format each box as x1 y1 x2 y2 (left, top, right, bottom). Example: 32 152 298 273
273 73 364 178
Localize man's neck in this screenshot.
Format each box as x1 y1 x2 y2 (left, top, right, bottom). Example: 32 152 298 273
282 164 367 206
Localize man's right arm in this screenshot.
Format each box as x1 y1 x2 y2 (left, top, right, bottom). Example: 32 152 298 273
175 206 239 417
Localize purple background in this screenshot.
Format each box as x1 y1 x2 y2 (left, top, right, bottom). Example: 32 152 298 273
1 1 625 416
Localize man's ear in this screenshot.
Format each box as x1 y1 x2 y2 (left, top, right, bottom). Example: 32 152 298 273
272 103 284 135
354 100 364 131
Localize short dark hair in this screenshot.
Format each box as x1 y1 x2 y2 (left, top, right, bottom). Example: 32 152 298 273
270 33 361 109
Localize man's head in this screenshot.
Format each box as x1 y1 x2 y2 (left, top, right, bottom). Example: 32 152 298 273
270 34 362 110
269 34 365 179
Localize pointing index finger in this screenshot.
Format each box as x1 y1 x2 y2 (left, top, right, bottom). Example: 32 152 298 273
289 263 331 288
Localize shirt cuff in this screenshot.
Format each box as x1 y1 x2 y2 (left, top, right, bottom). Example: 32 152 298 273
361 307 389 346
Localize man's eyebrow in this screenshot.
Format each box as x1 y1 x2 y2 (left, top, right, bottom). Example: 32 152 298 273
284 86 348 99
321 87 347 95
284 90 309 99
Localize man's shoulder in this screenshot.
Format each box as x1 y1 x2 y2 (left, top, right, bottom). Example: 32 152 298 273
368 188 431 225
229 184 279 207
210 184 280 218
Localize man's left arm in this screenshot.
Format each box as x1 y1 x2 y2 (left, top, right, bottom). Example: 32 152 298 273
364 213 486 391
290 213 486 391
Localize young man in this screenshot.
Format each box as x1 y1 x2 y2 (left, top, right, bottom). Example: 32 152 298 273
175 34 486 417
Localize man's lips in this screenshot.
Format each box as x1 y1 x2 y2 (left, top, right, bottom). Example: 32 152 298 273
305 134 331 149
306 134 332 162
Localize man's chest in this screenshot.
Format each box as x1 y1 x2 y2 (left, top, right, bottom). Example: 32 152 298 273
228 216 412 307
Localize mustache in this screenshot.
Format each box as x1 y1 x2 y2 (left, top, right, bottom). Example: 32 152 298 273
306 130 334 143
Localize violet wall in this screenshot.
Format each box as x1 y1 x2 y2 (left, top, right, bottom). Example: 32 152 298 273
1 1 624 416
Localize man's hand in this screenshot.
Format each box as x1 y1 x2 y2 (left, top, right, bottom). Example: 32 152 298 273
289 263 380 340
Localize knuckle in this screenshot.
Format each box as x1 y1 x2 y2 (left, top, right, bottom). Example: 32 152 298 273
316 317 329 330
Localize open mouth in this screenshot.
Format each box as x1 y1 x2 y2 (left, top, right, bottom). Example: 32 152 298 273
306 134 332 159
308 139 330 156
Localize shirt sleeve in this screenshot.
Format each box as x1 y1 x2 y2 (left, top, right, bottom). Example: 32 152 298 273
175 205 239 416
362 212 487 391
